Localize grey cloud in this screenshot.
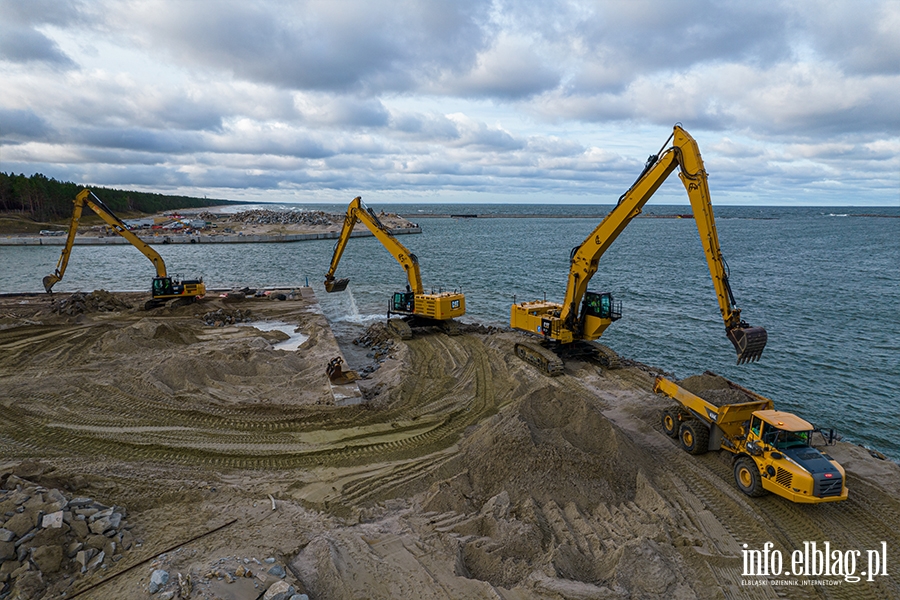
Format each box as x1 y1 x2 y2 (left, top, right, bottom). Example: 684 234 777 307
70 125 334 160
0 0 86 26
152 98 226 132
74 127 204 154
0 108 54 140
0 24 77 68
126 0 490 93
82 164 193 188
438 35 561 99
296 96 391 128
452 122 524 151
2 0 897 206
390 112 461 140
797 1 900 75
565 1 790 92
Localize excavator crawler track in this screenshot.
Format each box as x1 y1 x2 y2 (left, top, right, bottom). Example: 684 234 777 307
388 317 414 340
514 342 564 376
585 342 620 370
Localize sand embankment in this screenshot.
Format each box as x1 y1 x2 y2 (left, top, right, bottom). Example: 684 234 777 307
1 290 897 599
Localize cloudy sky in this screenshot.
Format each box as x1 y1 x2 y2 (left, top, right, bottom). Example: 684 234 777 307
2 0 898 206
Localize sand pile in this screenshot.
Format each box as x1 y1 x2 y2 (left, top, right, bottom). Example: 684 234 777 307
679 372 750 406
2 292 899 599
49 290 133 316
290 385 698 598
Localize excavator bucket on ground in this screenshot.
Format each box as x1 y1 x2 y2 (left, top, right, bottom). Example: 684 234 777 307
727 325 768 364
326 356 358 384
324 277 350 293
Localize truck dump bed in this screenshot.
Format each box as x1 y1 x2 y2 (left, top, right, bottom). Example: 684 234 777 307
653 375 773 444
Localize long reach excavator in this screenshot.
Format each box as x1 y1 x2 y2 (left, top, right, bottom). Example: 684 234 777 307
43 189 206 309
510 125 767 375
324 196 465 338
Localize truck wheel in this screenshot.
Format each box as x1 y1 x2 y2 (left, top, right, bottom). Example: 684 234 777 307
661 408 680 438
734 456 768 497
679 421 709 455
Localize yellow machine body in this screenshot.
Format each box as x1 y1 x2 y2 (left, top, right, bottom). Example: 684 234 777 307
654 375 847 503
43 189 205 305
510 125 766 373
324 197 465 334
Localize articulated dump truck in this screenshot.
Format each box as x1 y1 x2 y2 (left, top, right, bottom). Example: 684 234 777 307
653 374 847 504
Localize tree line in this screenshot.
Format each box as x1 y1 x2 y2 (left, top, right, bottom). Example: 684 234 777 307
0 172 238 222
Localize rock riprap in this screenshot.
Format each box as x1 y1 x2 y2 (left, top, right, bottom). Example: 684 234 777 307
0 475 135 599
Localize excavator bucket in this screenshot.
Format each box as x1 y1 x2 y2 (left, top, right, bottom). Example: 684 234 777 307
727 326 768 364
324 277 350 293
326 356 358 384
42 274 59 294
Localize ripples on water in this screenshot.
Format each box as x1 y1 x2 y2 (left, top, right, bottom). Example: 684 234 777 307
4 204 899 458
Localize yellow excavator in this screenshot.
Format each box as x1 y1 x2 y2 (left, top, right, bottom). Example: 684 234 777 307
43 189 206 309
324 196 465 338
510 125 767 375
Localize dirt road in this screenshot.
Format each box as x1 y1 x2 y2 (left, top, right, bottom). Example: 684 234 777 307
1 291 897 599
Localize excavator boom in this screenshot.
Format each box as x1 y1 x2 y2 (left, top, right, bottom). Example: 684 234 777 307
325 197 423 294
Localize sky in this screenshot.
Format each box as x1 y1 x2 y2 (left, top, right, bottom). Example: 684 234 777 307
1 0 898 206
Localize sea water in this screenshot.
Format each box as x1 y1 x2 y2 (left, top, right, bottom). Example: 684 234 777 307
3 204 898 458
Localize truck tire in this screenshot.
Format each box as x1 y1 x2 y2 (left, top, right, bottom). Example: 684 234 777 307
661 408 681 438
679 421 709 455
734 456 768 497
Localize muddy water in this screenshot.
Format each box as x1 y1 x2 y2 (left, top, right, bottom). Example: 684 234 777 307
3 205 899 458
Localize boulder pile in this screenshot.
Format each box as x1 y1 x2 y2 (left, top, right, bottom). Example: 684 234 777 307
145 553 308 600
216 209 341 227
50 290 133 315
352 323 396 377
0 475 135 599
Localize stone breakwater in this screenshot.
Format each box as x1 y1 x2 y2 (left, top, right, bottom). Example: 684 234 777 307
1 227 421 246
199 209 340 227
0 475 136 599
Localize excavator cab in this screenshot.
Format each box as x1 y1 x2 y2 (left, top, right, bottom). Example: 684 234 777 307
580 291 622 340
581 291 622 321
152 277 175 298
727 324 768 364
391 291 415 315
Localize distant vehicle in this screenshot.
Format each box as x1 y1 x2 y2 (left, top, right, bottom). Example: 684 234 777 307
39 230 65 236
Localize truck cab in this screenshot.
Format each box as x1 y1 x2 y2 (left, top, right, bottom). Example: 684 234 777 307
744 410 846 502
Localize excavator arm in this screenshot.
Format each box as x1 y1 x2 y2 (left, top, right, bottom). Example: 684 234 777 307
324 196 423 294
43 189 168 293
560 125 766 363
